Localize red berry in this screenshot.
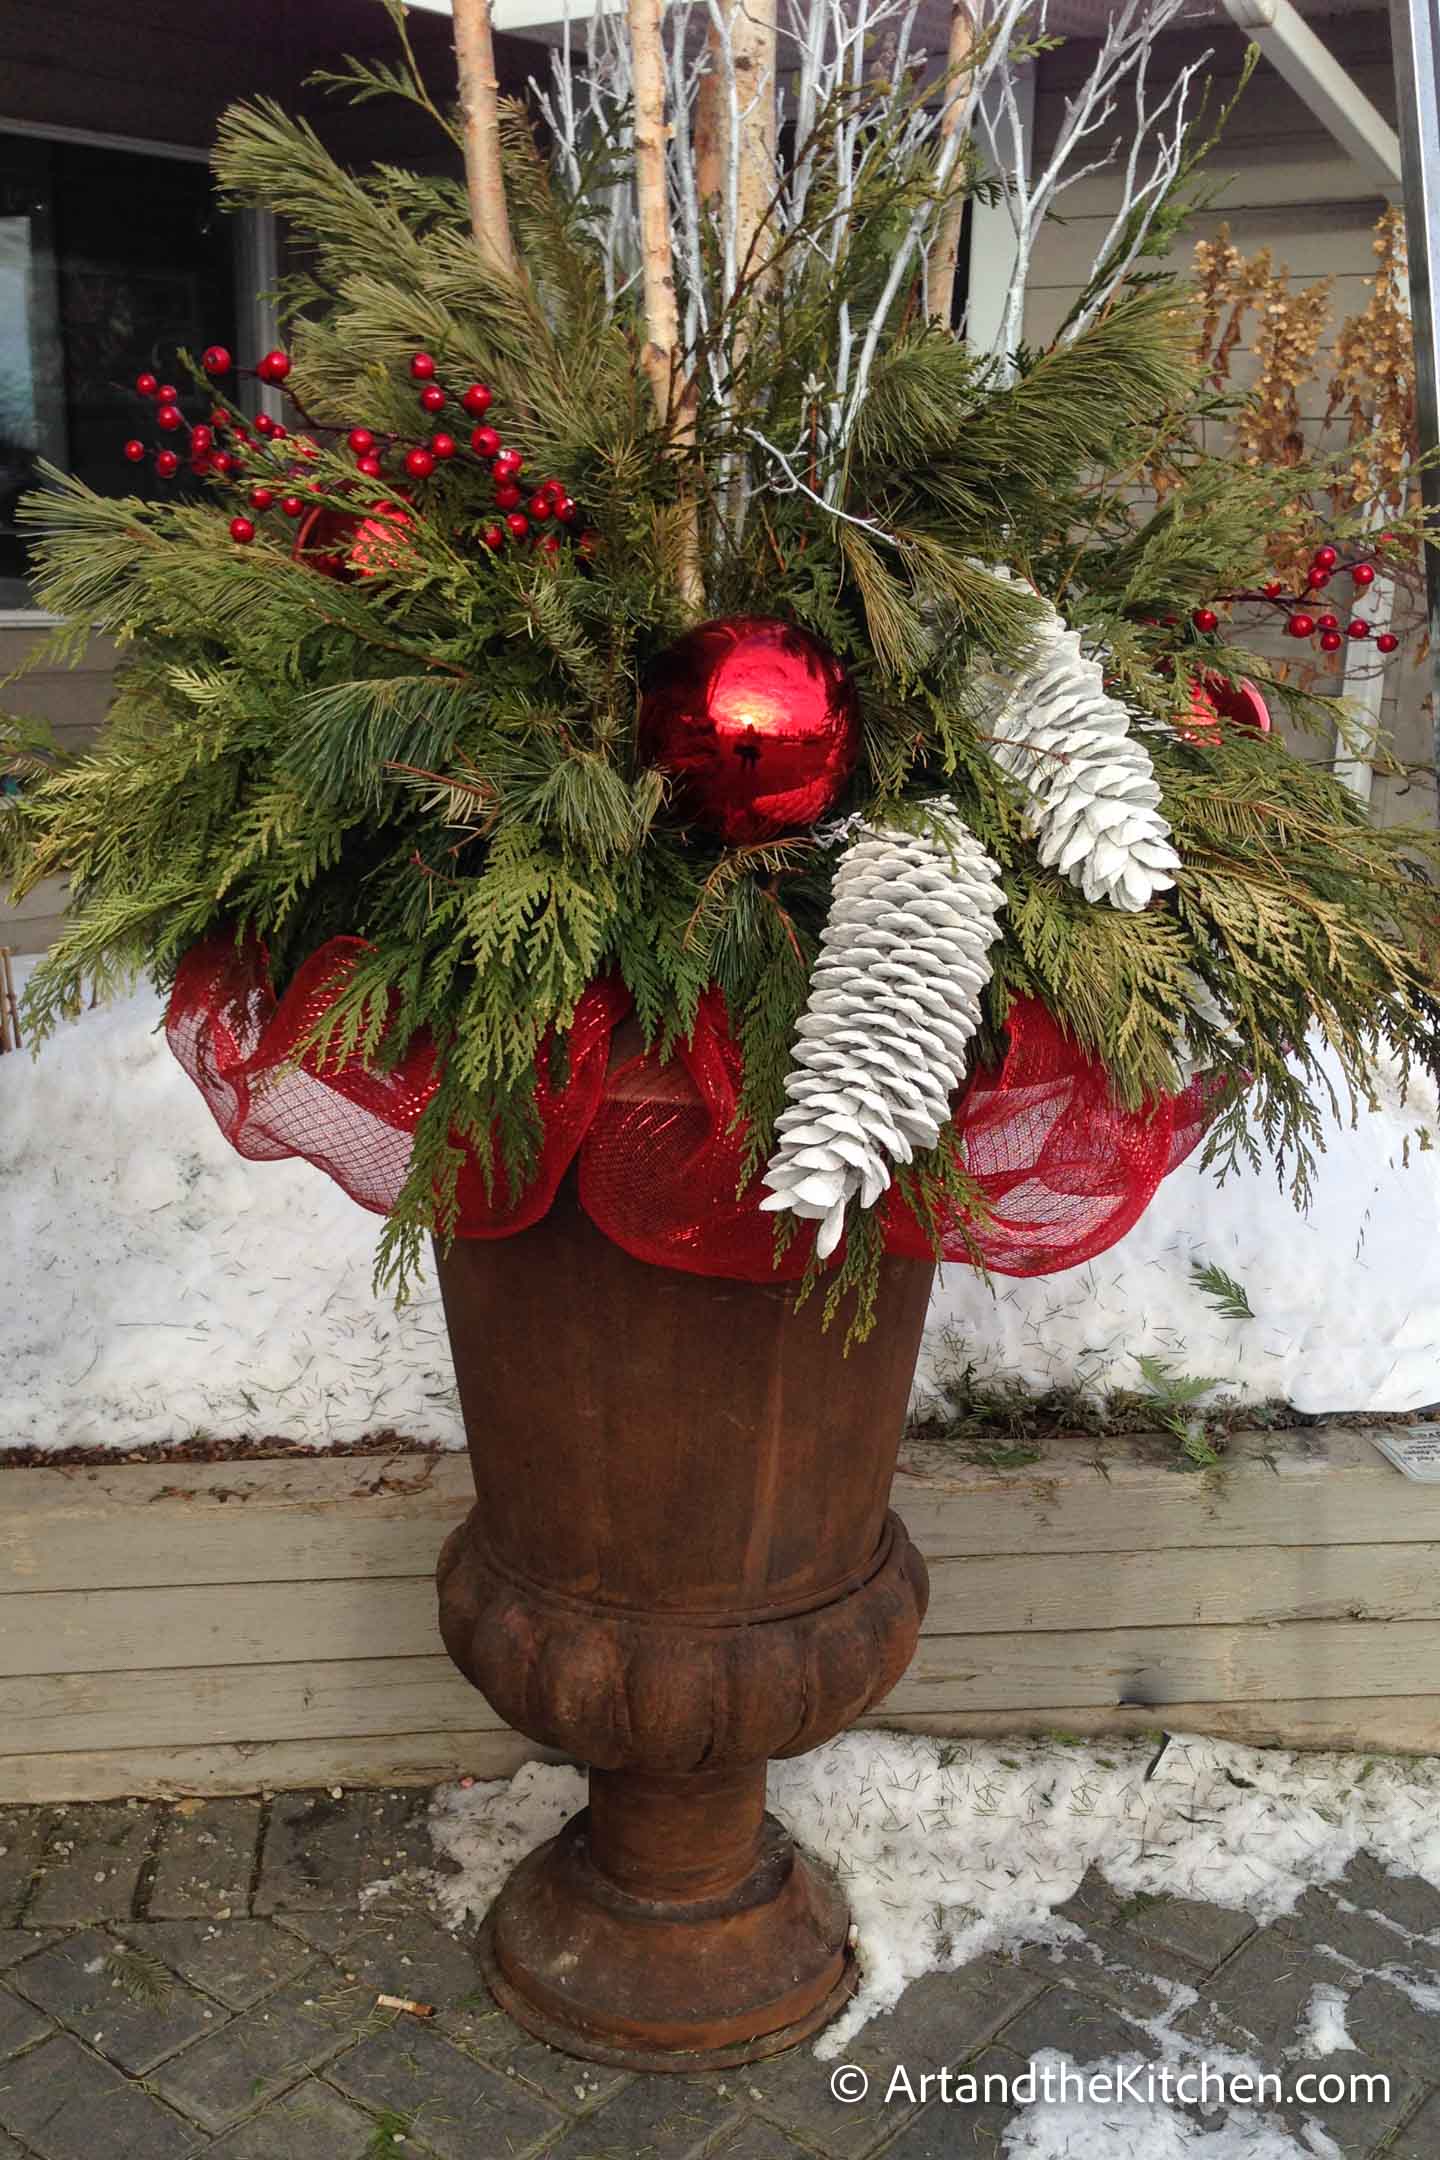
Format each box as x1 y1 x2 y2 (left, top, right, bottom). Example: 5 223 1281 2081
254 413 276 438
213 452 240 476
211 408 230 428
1287 613 1316 639
471 424 501 458
356 454 384 479
538 533 561 557
1315 614 1339 633
155 404 183 431
155 449 180 478
280 494 305 517
404 447 436 479
482 523 505 551
249 486 274 509
419 384 447 415
1352 561 1376 587
135 371 159 397
1307 566 1330 589
157 384 179 405
409 352 437 380
1191 607 1219 633
347 428 376 454
202 344 232 376
190 424 213 455
257 349 291 383
269 423 287 440
1346 619 1369 639
528 491 554 520
430 432 456 460
494 448 524 479
505 511 529 538
229 516 256 545
1320 630 1343 652
1378 531 1396 548
123 439 146 463
1262 579 1284 599
554 496 578 525
493 482 522 510
577 531 597 559
461 383 492 417
1313 544 1338 571
1376 632 1399 654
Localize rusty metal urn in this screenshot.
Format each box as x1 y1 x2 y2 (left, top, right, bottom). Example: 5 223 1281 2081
436 1178 933 2069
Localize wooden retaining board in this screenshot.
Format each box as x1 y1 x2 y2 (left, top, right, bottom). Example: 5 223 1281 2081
2 1428 1438 1800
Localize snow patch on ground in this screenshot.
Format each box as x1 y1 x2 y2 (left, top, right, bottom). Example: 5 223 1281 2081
1000 2055 1324 2159
3 968 1437 1448
429 1730 1440 2062
1293 1985 1353 2059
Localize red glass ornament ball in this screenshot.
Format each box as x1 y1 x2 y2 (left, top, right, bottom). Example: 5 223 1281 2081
461 383 492 417
1352 561 1376 587
1192 673 1271 735
409 351 437 380
257 349 291 383
419 384 447 414
356 454 384 479
404 447 436 479
229 516 256 545
430 432 457 460
482 523 505 551
348 428 376 454
135 371 159 398
202 344 232 376
1313 544 1338 571
1315 613 1339 633
280 494 305 518
1346 619 1369 639
155 449 180 478
1286 612 1316 639
123 439 146 463
1377 632 1400 654
505 511 530 538
249 486 274 510
155 404 183 432
349 502 415 578
471 424 501 458
1320 630 1343 652
639 618 860 844
1191 607 1219 633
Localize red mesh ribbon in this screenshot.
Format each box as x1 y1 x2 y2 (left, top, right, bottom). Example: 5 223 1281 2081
168 935 1213 1279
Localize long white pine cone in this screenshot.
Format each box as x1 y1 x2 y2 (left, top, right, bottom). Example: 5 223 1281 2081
759 806 1005 1260
984 583 1180 912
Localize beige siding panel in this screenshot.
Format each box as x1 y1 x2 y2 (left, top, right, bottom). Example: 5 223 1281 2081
0 1731 555 1804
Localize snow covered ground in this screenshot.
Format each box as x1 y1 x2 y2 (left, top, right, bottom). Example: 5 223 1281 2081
2 966 1438 1449
430 1729 1440 2157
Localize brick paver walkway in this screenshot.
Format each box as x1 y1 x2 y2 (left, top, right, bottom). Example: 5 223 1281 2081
2 1787 1438 2157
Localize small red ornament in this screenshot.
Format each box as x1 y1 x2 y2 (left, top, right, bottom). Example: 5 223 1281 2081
249 486 274 510
347 428 376 454
229 516 256 545
135 371 159 398
409 352 437 380
493 481 523 510
349 502 415 577
461 383 493 416
356 453 384 479
404 447 436 479
155 404 183 431
430 431 458 459
1287 613 1316 639
471 424 501 458
202 345 232 376
1377 632 1400 653
123 439 146 463
1315 613 1339 633
482 523 505 550
1191 607 1219 633
639 618 860 844
1313 544 1338 571
280 494 305 518
257 349 291 383
1352 561 1376 587
1185 675 1271 740
1346 619 1369 639
505 511 530 538
1320 630 1343 653
419 384 447 415
155 449 180 478
1262 580 1285 598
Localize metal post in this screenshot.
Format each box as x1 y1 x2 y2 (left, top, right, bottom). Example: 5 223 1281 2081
1390 0 1440 781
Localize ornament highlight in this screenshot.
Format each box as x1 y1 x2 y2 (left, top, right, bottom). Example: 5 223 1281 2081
638 618 860 844
760 805 1005 1258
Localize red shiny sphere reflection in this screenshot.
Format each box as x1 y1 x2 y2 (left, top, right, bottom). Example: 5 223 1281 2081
639 617 860 844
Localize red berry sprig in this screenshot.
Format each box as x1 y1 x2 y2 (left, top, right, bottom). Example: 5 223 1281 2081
1183 535 1408 665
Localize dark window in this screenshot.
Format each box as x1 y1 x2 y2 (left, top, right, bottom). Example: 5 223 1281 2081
0 134 237 608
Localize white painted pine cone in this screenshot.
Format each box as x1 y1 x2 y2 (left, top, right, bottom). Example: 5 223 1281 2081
759 806 1005 1258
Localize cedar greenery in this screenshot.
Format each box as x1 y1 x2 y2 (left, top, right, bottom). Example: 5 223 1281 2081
3 9 1439 1308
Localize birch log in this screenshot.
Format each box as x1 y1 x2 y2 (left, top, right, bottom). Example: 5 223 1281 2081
452 0 516 278
926 0 975 328
732 0 779 291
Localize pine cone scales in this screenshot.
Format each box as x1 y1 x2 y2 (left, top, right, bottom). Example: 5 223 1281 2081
760 812 1005 1257
987 603 1180 912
